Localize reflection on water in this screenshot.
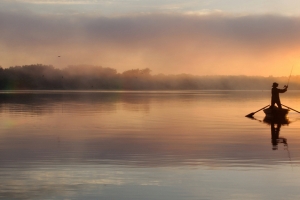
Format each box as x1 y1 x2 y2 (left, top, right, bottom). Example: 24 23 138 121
1 91 300 199
263 117 289 151
249 115 291 151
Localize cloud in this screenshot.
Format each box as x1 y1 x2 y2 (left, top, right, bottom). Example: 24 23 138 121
1 10 300 75
9 0 104 4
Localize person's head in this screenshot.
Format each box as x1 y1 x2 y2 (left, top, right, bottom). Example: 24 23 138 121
272 82 278 88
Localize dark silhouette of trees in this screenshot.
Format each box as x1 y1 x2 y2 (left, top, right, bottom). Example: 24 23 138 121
0 64 300 90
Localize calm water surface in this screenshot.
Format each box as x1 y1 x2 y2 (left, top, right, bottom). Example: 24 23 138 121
1 90 300 200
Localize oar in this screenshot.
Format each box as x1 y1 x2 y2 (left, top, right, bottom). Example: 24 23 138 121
245 105 270 118
282 104 300 114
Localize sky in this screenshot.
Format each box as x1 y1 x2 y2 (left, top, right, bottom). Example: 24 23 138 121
1 0 300 76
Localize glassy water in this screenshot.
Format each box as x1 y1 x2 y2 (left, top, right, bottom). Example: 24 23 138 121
1 90 300 200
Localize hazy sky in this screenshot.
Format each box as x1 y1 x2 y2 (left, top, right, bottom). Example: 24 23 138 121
1 0 300 76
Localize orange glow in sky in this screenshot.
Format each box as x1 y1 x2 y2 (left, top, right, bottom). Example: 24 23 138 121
1 1 300 76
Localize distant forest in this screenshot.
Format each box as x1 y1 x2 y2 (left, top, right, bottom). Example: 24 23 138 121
0 64 300 90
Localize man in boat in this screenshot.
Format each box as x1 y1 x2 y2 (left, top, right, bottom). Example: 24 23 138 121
271 82 288 109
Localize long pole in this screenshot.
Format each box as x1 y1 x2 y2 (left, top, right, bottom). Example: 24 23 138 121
245 105 269 117
286 144 293 171
282 104 300 114
287 65 294 86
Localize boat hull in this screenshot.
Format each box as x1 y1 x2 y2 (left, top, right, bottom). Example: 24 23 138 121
263 116 290 125
263 107 289 118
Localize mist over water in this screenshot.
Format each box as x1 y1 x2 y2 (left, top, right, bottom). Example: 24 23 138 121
2 64 300 90
1 90 300 199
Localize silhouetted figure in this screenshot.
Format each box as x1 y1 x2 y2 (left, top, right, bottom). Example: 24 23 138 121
271 122 287 150
271 82 288 109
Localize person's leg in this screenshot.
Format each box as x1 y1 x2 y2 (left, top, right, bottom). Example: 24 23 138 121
271 99 275 109
276 100 282 109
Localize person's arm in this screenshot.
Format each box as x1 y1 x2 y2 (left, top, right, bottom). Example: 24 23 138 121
278 85 288 93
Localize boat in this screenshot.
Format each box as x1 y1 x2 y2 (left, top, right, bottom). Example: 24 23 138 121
263 116 290 125
263 106 289 118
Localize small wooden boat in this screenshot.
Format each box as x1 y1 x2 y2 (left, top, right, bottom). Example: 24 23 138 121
245 104 299 118
263 116 290 125
263 106 289 118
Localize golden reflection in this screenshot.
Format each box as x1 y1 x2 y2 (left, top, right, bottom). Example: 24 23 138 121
263 117 289 150
247 114 291 151
1 91 300 168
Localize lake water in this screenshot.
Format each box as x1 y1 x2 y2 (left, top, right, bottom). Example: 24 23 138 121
1 90 300 200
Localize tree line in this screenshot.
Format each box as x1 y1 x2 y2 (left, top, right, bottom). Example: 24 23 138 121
0 64 299 90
